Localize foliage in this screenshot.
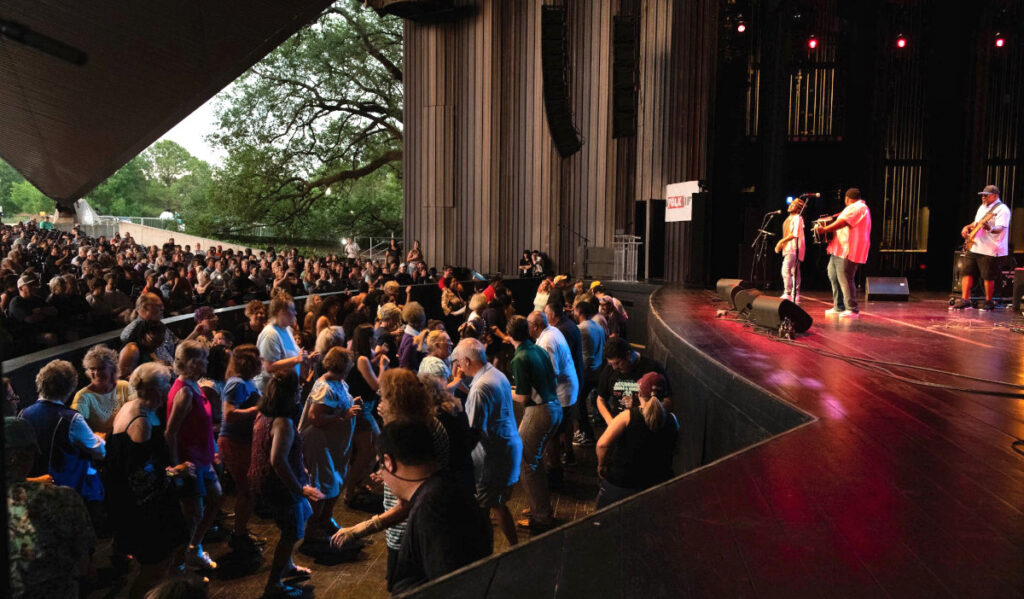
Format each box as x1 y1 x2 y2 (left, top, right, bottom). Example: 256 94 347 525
204 0 403 237
8 181 50 215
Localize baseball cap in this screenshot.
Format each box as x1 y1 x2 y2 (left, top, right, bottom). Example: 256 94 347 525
5 417 38 450
638 372 667 398
590 281 602 290
978 185 1000 196
16 273 37 288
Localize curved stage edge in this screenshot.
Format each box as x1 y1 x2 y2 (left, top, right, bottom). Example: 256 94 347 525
405 285 1024 599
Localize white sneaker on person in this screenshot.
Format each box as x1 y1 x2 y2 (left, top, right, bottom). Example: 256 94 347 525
780 294 792 301
824 308 842 316
839 310 860 319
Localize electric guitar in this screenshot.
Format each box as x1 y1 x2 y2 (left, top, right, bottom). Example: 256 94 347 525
963 203 1001 252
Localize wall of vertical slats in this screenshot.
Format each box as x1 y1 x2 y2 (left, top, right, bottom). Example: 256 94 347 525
404 0 717 282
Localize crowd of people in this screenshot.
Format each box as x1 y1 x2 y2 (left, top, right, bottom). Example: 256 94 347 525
4 220 680 599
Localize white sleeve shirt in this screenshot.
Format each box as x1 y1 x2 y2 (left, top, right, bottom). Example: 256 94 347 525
969 201 1011 257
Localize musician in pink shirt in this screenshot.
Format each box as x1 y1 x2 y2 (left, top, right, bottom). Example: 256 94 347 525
817 188 872 318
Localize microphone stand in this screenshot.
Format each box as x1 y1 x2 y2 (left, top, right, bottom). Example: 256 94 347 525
749 211 778 287
557 223 590 278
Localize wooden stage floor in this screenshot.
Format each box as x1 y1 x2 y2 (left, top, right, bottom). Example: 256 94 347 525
643 289 1024 597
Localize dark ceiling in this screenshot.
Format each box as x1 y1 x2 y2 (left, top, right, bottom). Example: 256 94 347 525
0 0 336 207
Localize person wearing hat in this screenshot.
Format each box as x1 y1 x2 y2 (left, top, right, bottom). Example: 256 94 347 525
774 197 806 303
7 272 59 348
816 187 872 318
7 416 97 599
594 371 679 509
954 184 1011 311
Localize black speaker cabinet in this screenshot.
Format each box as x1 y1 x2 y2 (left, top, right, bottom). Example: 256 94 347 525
1014 268 1024 313
866 277 909 301
748 296 814 333
541 6 582 157
734 288 763 315
716 278 751 309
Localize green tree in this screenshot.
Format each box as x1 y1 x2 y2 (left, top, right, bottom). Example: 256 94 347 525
0 159 27 215
85 155 157 216
8 180 51 215
205 0 403 237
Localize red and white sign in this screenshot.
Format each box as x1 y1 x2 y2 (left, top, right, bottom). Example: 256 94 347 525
665 181 699 222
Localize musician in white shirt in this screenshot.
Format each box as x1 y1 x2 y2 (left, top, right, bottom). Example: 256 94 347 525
817 188 872 319
774 198 806 303
954 184 1011 311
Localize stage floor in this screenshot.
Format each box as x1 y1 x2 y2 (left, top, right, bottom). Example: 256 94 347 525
645 289 1024 597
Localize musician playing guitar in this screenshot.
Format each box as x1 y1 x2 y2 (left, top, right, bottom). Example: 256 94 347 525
954 184 1011 311
815 188 872 318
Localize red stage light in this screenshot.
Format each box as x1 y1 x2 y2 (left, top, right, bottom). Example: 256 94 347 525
896 35 907 49
995 34 1006 48
737 22 747 33
808 36 818 49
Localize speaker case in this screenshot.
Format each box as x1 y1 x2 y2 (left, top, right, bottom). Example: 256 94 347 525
748 296 814 334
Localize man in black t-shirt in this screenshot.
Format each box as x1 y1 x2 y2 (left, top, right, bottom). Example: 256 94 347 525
383 420 493 595
596 337 672 425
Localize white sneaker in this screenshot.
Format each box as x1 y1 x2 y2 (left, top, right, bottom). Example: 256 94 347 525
839 310 860 319
824 308 842 316
780 294 792 301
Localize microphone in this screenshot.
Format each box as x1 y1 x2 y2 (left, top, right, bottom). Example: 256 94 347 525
800 192 821 198
766 210 783 215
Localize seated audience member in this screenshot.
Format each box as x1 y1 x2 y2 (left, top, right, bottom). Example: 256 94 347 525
297 347 361 541
7 416 97 599
19 360 106 500
73 344 131 435
595 372 679 508
382 419 493 594
217 345 264 554
106 363 190 599
235 299 267 346
119 319 171 379
120 293 204 364
8 273 59 347
165 341 221 571
452 337 523 546
596 337 672 425
249 371 324 599
398 301 427 371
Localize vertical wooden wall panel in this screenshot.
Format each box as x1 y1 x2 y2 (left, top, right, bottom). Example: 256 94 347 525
404 0 717 281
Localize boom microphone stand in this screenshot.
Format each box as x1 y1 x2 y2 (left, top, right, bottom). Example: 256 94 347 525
749 211 778 287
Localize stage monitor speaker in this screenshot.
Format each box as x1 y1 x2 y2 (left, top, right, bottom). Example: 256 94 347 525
748 296 814 333
1014 268 1024 313
541 6 582 157
866 276 909 301
716 278 751 309
612 16 638 138
733 288 763 315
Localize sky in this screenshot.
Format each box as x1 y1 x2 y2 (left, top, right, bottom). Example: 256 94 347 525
155 95 225 166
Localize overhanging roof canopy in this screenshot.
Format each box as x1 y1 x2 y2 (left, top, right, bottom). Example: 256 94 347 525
0 0 336 205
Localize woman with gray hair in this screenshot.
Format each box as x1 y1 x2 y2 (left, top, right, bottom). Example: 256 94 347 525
106 362 190 599
418 330 468 395
72 344 132 434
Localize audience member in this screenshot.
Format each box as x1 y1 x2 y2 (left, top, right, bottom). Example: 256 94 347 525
249 371 324 599
7 416 97 599
297 347 361 541
453 337 523 545
595 372 678 508
596 337 672 425
217 344 263 554
73 344 132 434
505 315 561 532
381 419 492 594
165 341 221 571
572 299 605 446
106 363 190 599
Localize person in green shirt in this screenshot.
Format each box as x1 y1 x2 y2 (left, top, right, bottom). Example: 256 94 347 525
504 315 562 531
